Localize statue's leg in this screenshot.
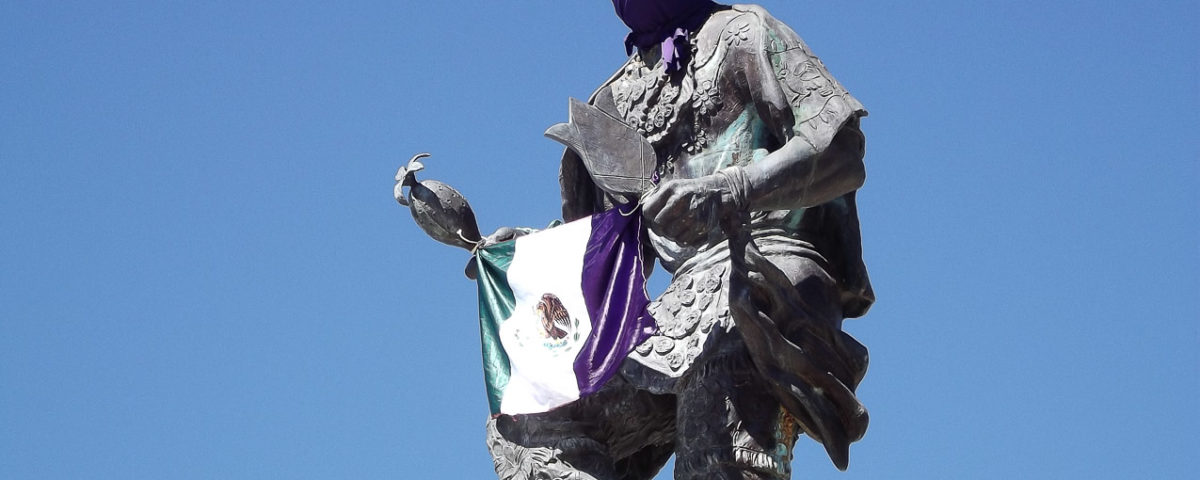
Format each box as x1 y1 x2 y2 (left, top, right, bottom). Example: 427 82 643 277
582 375 676 480
485 376 676 480
612 442 676 480
673 250 847 480
672 350 797 480
486 413 609 480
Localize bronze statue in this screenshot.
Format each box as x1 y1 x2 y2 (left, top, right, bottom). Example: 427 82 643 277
397 2 874 478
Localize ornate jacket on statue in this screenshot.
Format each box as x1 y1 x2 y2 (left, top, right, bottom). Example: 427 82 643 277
558 4 873 390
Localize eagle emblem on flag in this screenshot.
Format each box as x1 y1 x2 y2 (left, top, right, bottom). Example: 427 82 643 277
535 293 572 340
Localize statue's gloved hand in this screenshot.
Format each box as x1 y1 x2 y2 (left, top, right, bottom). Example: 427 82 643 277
642 174 739 246
464 226 535 279
480 226 530 247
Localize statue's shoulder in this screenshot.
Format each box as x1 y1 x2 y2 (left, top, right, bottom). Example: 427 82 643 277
723 4 813 48
726 3 775 25
687 4 798 69
726 4 794 31
694 5 769 45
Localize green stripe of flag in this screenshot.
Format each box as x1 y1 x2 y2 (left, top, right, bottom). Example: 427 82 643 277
474 241 515 415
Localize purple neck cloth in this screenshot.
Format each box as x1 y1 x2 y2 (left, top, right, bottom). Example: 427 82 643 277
611 0 719 73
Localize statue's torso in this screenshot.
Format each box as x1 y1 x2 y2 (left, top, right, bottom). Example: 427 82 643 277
586 8 802 384
578 6 870 385
591 6 859 274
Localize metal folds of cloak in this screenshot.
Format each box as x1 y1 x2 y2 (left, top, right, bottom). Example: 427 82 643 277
721 213 870 471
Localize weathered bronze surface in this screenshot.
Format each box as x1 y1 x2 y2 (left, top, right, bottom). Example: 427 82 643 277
544 98 658 203
394 153 482 252
396 4 874 479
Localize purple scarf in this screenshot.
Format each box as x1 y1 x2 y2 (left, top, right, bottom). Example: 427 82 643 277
611 0 720 73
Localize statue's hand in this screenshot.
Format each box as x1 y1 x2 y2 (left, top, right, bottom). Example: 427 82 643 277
480 226 530 248
642 174 737 246
464 227 534 279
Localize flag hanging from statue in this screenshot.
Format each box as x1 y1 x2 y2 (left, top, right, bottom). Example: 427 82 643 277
473 205 656 415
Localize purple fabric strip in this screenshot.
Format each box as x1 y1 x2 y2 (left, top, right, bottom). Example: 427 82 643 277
612 0 719 73
573 204 657 396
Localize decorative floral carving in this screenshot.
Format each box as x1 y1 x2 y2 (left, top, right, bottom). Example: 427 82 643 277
685 78 722 155
677 273 694 289
653 336 675 354
631 263 729 374
726 21 752 47
692 80 721 116
678 290 696 306
487 419 588 480
653 153 677 183
668 297 683 315
667 351 684 369
701 268 723 292
680 310 700 333
609 52 691 144
682 131 706 155
772 49 852 136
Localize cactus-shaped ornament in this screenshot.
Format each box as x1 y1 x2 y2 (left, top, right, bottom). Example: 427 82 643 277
394 153 482 251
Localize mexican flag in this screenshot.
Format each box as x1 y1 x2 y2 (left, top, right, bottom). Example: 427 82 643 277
473 205 656 415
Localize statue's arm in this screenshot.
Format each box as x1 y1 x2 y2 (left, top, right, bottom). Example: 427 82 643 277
737 120 865 212
736 9 868 212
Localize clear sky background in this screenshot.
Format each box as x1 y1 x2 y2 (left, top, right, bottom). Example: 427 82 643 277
2 1 1196 479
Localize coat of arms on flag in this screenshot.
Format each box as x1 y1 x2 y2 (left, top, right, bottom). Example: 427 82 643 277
472 205 657 415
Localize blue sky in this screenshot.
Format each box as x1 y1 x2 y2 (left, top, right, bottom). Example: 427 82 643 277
2 1 1196 478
